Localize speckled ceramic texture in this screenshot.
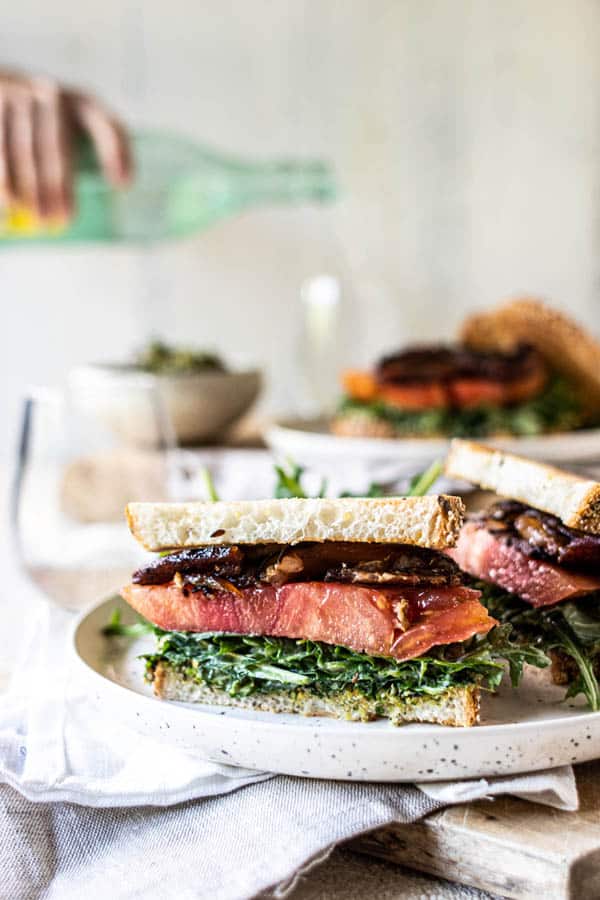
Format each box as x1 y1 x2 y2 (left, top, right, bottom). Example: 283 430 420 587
265 419 600 468
73 596 600 783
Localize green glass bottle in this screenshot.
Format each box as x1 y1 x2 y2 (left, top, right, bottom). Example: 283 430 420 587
0 130 337 243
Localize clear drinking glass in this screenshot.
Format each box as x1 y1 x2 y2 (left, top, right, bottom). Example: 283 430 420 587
11 380 178 610
295 207 358 419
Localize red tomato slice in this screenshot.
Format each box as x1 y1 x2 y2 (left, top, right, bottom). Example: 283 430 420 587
341 369 379 401
450 367 547 409
378 381 448 410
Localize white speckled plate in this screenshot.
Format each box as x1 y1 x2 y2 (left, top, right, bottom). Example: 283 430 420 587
73 595 600 783
265 419 600 470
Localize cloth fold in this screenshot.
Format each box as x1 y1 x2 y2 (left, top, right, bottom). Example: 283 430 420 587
0 562 579 900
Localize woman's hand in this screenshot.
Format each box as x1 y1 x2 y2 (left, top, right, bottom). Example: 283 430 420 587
0 70 132 223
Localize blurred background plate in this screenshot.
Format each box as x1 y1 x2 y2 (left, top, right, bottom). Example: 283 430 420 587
265 418 600 470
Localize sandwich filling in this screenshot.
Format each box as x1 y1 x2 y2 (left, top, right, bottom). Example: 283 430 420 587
124 543 495 661
449 501 600 708
335 344 583 438
122 541 513 718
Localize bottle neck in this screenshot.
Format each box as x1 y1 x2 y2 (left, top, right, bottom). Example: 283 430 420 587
231 159 337 205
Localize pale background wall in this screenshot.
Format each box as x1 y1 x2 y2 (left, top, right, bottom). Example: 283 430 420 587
2 0 600 455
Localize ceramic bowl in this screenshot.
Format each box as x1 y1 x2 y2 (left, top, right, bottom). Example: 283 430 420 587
70 363 262 446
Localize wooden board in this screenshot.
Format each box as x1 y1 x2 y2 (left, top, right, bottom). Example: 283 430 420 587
350 759 600 899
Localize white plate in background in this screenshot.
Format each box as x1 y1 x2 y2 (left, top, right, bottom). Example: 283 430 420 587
265 419 600 472
73 595 600 783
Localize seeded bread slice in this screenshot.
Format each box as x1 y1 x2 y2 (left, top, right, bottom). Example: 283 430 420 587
152 662 480 727
445 439 600 533
126 495 465 551
460 296 600 413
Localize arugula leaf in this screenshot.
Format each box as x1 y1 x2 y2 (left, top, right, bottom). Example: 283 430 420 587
273 460 308 498
548 619 600 712
559 601 600 646
273 459 328 499
200 467 220 502
471 622 549 688
102 608 154 638
407 459 443 497
473 579 600 710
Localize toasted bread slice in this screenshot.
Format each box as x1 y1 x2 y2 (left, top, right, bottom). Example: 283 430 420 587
460 297 600 413
152 662 480 727
549 649 600 687
445 439 600 533
126 495 465 551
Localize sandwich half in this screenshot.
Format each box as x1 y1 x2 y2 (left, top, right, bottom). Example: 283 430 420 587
121 495 506 727
333 297 599 440
446 439 600 708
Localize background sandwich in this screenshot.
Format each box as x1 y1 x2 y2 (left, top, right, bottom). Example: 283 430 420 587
334 297 600 440
446 439 600 709
120 494 515 727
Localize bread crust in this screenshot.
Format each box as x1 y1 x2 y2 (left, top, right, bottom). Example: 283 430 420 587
549 649 600 687
460 297 600 414
126 495 465 551
445 439 600 533
152 662 480 727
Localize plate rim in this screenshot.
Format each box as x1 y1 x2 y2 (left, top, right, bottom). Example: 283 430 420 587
266 419 600 447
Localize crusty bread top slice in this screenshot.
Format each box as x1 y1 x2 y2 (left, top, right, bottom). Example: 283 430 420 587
445 439 600 533
126 495 465 551
459 297 600 413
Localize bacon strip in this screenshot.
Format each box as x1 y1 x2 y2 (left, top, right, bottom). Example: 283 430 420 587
392 600 495 661
449 523 600 608
122 581 494 661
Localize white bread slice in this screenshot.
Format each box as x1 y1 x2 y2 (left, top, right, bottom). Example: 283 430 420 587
445 439 600 533
153 662 479 727
126 495 465 551
460 296 600 413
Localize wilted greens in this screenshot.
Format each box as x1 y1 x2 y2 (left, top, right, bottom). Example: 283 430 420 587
104 609 547 700
136 340 226 375
143 627 537 700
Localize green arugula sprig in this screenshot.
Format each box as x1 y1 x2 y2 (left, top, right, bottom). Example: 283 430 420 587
407 460 443 497
201 467 220 502
273 460 327 499
102 608 154 638
473 579 600 710
274 456 443 500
